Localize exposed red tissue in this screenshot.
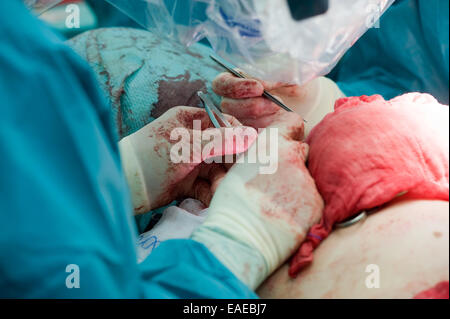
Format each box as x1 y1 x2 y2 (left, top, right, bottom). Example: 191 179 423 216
414 281 449 299
289 93 449 277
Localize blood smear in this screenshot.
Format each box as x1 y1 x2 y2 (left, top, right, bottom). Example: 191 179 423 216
414 281 449 299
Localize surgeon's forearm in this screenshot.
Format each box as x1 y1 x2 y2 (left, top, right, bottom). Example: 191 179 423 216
119 136 150 214
192 199 309 291
189 167 272 290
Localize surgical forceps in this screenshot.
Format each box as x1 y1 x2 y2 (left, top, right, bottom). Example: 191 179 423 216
210 55 307 124
197 91 232 129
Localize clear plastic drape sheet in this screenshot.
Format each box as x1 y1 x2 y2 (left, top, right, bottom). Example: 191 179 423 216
24 0 63 15
106 0 394 85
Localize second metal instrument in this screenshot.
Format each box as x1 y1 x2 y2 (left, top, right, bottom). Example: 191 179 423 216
197 91 232 129
210 55 296 114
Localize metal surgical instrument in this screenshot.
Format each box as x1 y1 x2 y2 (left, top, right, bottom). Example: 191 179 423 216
197 91 232 129
210 54 301 116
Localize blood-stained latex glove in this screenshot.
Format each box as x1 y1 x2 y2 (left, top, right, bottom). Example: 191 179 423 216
191 110 324 289
119 106 257 214
212 73 345 135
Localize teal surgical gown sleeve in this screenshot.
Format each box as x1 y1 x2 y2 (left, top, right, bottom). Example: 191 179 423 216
0 0 256 299
332 0 449 105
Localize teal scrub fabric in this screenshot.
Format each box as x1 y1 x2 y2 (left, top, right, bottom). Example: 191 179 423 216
0 0 255 299
333 0 449 104
68 27 223 140
67 27 224 232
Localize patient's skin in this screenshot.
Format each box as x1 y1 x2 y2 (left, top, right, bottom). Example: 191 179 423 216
257 198 449 299
211 73 449 298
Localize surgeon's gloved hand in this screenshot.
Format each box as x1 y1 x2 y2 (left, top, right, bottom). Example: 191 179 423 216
119 106 257 214
191 111 324 290
212 73 345 135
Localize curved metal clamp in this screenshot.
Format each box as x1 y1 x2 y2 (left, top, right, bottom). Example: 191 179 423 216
335 211 367 229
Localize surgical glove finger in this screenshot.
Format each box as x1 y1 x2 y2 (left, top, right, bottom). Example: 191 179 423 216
221 97 279 120
186 178 212 207
212 72 264 99
181 163 227 206
207 164 227 195
197 127 258 161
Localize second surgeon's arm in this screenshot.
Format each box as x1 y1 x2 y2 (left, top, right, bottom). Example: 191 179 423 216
191 111 324 289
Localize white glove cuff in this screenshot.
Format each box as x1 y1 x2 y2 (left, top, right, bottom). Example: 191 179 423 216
119 136 150 214
304 76 346 136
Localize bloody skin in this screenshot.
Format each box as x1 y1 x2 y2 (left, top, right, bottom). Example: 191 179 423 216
414 281 449 299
